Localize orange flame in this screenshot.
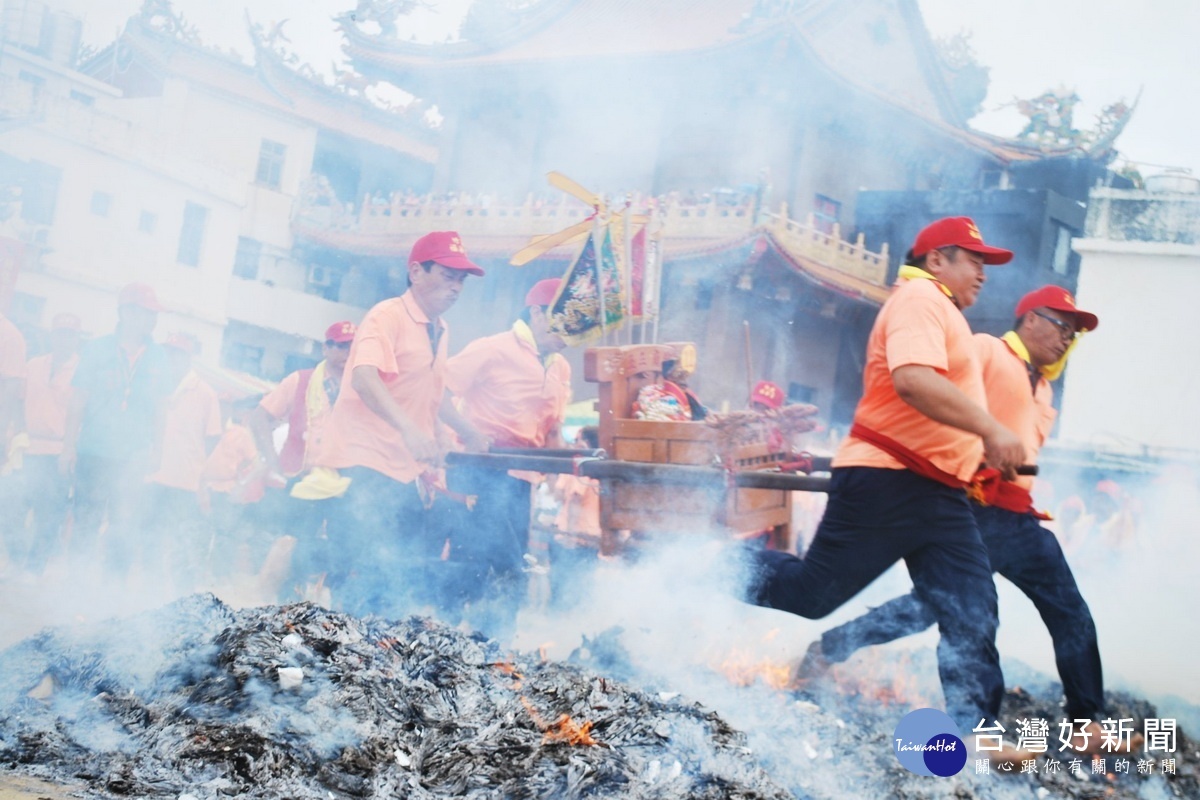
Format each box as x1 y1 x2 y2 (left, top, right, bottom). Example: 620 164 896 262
520 696 598 746
825 650 933 707
491 661 525 690
713 648 793 691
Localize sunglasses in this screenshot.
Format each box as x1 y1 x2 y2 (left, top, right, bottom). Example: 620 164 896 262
325 340 352 349
1031 310 1076 341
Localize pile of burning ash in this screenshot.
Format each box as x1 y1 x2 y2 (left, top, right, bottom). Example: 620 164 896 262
2 594 1198 800
0 595 793 799
566 629 1200 800
745 648 1199 800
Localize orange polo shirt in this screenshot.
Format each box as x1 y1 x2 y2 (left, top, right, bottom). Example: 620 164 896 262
24 353 78 456
146 370 222 492
316 292 448 484
835 277 986 483
259 366 336 473
0 315 25 380
554 473 601 537
259 370 303 421
445 326 571 448
201 423 259 496
976 334 1056 491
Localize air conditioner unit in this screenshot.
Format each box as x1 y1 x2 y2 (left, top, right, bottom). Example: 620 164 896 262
308 264 332 286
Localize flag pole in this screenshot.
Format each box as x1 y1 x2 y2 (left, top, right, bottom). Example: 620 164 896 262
743 320 755 401
649 203 663 344
622 195 633 346
593 208 607 344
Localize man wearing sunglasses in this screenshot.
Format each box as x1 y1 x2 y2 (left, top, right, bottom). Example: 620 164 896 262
798 286 1120 753
249 320 357 597
251 320 357 483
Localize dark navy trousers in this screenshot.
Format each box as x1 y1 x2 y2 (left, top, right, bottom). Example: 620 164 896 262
748 467 1003 731
442 465 532 642
819 502 1105 720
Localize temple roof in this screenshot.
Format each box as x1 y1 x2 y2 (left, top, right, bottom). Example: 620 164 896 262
343 0 768 68
82 17 438 163
340 0 1028 161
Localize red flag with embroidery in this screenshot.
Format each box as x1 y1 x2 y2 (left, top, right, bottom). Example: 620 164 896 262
630 227 646 318
547 228 625 345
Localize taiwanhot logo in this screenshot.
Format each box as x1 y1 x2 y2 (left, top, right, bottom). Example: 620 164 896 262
892 708 967 777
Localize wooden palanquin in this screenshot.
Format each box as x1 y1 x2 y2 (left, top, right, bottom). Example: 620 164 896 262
583 344 793 555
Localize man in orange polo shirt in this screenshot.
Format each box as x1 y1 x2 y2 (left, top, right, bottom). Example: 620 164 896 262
745 217 1025 733
142 332 222 589
800 285 1114 748
200 396 272 584
252 320 356 481
0 310 26 459
12 313 81 573
64 283 172 577
250 320 356 595
0 310 29 570
314 231 484 616
442 277 572 639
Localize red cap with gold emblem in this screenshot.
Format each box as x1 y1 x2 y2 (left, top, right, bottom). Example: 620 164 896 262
51 313 82 332
324 320 357 343
524 278 562 307
118 282 165 312
1015 285 1099 331
409 231 485 276
911 216 1013 265
751 380 785 410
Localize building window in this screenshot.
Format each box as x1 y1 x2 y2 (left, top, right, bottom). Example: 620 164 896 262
138 211 156 233
17 70 45 95
813 194 841 235
233 237 263 279
177 201 208 267
788 383 817 404
227 342 264 375
255 139 286 189
981 170 1010 190
90 191 112 217
21 160 60 225
69 90 95 106
1052 223 1073 275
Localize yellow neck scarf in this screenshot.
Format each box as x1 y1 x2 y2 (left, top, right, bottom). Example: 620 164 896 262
512 319 558 367
897 264 957 306
305 359 331 427
172 368 200 398
1002 330 1080 382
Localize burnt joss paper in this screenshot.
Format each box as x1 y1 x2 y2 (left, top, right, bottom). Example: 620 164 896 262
0 596 791 799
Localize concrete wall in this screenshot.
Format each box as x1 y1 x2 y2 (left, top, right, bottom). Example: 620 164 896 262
1059 238 1200 453
1 42 373 373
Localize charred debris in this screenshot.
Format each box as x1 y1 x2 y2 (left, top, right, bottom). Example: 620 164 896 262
0 595 1196 800
0 596 791 799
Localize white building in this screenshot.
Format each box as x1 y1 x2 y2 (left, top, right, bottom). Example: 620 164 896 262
0 0 436 378
1059 171 1200 456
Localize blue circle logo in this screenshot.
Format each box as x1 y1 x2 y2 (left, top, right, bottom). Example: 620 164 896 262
892 708 967 777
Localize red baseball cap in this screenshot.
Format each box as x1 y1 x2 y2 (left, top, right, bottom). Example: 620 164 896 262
751 380 785 410
118 282 165 312
50 313 81 332
324 320 357 343
912 217 1013 265
1015 285 1099 331
409 231 485 276
525 278 562 307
